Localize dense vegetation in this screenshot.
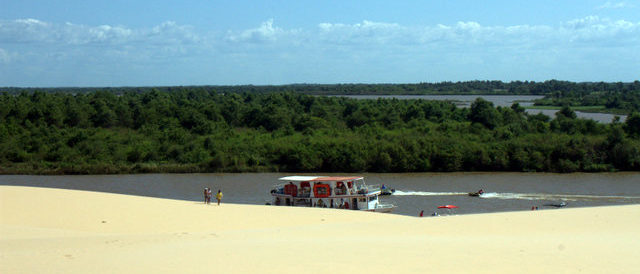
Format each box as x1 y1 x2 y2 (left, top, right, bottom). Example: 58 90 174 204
1 89 640 174
6 80 639 114
530 80 640 114
4 79 639 102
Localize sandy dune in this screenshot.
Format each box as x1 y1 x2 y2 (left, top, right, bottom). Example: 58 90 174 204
1 185 639 273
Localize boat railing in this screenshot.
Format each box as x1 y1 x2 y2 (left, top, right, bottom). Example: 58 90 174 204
357 184 381 194
367 184 381 190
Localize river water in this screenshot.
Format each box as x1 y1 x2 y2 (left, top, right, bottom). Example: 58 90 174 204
333 95 625 123
333 94 544 107
2 173 639 217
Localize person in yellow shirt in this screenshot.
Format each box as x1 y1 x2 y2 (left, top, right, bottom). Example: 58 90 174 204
216 190 223 206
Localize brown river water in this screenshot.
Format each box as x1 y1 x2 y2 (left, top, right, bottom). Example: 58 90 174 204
2 173 639 216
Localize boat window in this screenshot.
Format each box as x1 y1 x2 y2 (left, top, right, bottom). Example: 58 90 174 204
368 196 377 202
358 198 366 202
300 182 311 197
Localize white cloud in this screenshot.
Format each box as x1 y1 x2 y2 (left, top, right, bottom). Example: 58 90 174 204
149 21 200 44
0 48 14 64
318 20 401 32
455 21 482 31
3 16 637 51
61 23 133 45
226 19 290 43
0 18 50 43
0 19 198 46
597 1 634 9
316 20 406 45
563 16 640 44
1 16 639 86
309 17 639 48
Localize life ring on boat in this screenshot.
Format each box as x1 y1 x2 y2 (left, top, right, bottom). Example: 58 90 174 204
313 184 331 198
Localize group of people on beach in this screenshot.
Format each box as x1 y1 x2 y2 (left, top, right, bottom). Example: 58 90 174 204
203 187 223 205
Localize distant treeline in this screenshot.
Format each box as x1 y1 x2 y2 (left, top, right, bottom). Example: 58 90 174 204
3 79 640 96
5 80 640 113
1 90 640 174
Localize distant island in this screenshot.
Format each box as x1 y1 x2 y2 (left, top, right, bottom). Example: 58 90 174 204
1 80 640 174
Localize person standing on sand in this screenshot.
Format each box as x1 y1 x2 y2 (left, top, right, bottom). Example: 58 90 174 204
203 187 209 204
216 190 223 205
207 188 212 204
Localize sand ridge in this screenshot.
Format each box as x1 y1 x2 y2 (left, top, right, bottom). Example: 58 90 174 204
1 185 639 273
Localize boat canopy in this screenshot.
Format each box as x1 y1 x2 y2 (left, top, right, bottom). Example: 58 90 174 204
279 176 363 182
279 176 320 181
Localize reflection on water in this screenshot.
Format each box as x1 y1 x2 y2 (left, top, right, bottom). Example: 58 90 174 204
2 172 639 217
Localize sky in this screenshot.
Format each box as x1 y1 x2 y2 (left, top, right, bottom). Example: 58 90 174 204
1 0 639 87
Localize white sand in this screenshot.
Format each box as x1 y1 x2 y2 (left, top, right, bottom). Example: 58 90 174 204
1 185 639 273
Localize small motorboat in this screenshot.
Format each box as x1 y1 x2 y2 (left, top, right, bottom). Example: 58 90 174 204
544 202 567 208
380 188 395 196
468 189 485 197
433 204 459 216
379 184 395 196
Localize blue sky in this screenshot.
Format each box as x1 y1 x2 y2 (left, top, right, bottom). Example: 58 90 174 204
1 0 639 87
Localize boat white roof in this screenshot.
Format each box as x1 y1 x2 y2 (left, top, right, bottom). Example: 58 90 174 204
279 176 320 181
279 176 363 182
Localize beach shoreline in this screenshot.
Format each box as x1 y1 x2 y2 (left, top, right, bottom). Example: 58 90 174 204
2 185 639 273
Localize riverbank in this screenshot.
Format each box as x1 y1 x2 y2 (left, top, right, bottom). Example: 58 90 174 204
2 185 639 273
0 162 630 175
0 162 235 175
526 105 629 115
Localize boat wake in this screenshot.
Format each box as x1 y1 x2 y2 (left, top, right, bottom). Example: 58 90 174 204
479 192 640 202
392 190 640 202
393 190 467 196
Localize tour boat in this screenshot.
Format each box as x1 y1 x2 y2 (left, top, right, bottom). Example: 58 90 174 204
270 176 396 213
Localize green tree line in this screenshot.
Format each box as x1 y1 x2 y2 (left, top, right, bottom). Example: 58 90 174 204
1 89 640 174
5 80 639 113
4 79 639 97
